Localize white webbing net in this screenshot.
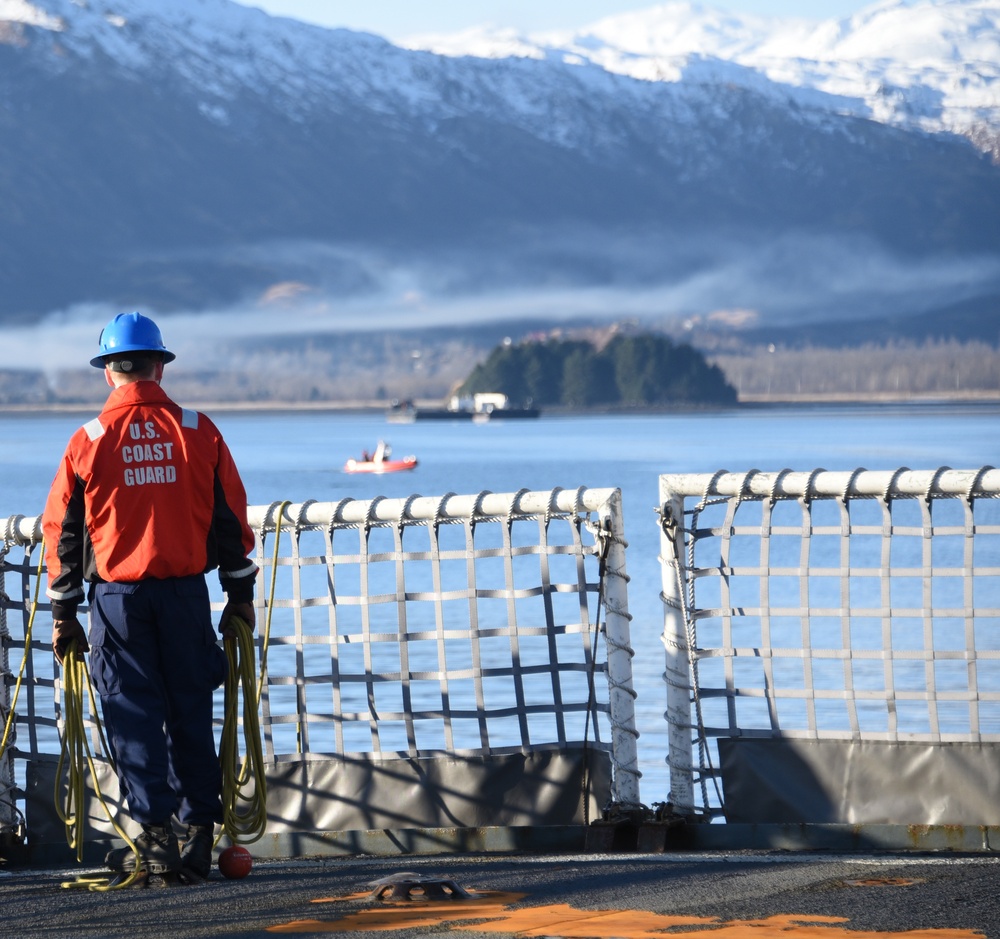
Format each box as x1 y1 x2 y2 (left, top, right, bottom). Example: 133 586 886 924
1 486 639 838
659 467 1000 815
246 490 635 769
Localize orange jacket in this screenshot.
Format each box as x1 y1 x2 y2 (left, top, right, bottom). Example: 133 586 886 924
42 381 257 618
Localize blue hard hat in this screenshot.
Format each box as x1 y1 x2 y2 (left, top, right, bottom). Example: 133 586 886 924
90 312 176 368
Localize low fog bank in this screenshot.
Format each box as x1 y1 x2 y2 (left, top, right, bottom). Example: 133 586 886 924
1 230 997 405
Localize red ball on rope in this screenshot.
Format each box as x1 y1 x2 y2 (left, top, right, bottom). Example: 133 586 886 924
218 845 253 879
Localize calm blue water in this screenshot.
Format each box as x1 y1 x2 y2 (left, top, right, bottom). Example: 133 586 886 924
3 401 998 802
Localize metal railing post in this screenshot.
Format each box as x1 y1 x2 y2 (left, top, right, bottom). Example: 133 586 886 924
600 489 640 806
0 550 16 837
658 480 695 814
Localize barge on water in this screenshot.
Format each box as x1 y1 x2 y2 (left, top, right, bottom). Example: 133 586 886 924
387 392 540 423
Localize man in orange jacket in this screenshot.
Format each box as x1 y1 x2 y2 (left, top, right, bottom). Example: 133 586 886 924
42 311 258 882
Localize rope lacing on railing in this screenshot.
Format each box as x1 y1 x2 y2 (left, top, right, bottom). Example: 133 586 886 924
766 468 793 508
396 494 421 534
965 465 996 507
363 496 387 536
3 516 20 552
293 500 317 529
840 466 868 501
881 467 911 506
468 490 493 533
579 501 639 817
924 465 953 507
800 467 826 507
431 492 457 532
569 486 587 530
541 486 560 529
505 488 530 530
836 468 868 537
589 525 631 598
327 497 355 534
587 519 636 703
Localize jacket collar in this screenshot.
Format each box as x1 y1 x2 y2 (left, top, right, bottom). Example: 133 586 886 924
101 381 172 414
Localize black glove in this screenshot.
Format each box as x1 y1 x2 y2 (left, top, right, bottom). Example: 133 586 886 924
53 618 89 664
219 600 256 639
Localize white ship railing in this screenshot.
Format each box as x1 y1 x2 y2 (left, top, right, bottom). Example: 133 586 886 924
7 467 1000 846
0 487 639 843
658 467 1000 818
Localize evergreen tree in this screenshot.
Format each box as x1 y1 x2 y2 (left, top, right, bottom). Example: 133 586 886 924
520 340 568 404
561 344 613 406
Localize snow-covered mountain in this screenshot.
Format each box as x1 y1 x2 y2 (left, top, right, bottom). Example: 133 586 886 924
404 0 1000 156
0 0 998 338
5 0 997 149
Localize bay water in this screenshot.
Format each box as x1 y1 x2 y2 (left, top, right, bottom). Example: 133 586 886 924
3 401 997 804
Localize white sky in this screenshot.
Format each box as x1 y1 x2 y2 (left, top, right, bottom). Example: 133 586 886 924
235 1 880 40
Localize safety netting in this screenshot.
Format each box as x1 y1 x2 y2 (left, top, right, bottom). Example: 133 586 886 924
1 487 638 848
658 467 1000 824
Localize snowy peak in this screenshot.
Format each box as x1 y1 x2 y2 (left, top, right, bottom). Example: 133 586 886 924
0 0 853 150
1 0 392 86
402 0 1000 143
4 0 998 150
543 2 790 60
828 0 999 63
0 0 61 30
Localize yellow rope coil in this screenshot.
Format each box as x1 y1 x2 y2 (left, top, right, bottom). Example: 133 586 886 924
23 500 291 887
57 640 142 890
220 615 267 844
219 500 290 845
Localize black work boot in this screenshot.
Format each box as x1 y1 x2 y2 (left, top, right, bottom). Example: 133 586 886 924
105 822 181 874
179 823 215 879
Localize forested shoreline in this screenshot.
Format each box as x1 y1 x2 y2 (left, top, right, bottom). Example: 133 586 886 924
0 333 996 407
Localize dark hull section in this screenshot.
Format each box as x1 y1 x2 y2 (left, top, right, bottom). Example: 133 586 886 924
387 407 540 423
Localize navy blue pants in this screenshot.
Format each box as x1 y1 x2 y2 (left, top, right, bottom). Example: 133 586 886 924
88 575 228 827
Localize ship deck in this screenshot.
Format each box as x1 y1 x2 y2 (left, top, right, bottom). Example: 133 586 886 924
4 842 997 938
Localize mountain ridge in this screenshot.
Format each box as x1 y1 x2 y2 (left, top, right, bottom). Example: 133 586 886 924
0 0 998 364
404 0 1000 156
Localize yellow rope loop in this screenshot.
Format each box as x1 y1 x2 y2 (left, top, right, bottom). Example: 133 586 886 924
219 499 288 844
256 499 290 704
57 641 142 891
220 615 267 844
54 644 86 860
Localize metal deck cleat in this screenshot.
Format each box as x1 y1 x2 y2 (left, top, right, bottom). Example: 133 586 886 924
369 872 474 902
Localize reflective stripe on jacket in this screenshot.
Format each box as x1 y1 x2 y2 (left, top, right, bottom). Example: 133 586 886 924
42 381 257 614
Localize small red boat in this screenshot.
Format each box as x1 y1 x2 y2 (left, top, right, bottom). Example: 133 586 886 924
343 440 417 474
344 455 418 474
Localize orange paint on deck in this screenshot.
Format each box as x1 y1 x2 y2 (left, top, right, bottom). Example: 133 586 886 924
266 889 986 938
843 878 925 887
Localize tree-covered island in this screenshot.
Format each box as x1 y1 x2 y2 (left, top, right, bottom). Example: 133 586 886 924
456 333 738 409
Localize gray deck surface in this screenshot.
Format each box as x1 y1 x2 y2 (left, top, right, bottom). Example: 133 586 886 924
3 849 997 938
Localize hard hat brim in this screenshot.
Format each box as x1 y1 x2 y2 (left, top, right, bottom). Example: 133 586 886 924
90 349 177 368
